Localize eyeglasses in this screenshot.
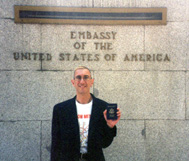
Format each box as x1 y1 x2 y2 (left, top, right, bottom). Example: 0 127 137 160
74 75 91 81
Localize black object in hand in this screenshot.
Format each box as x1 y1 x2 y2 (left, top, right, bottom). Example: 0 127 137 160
107 104 117 120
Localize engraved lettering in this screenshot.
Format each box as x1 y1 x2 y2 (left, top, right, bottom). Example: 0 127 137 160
146 54 151 61
73 54 79 61
13 52 19 60
112 54 116 61
94 42 113 50
124 54 171 62
104 54 111 61
79 32 85 39
104 54 116 61
65 53 71 61
32 53 38 60
46 53 52 61
139 54 145 61
81 54 86 61
70 31 117 40
59 53 100 61
74 42 81 49
70 31 76 39
100 32 106 39
87 54 93 61
26 52 31 60
124 54 130 61
21 53 28 60
73 42 86 50
93 32 98 39
94 54 100 61
13 52 52 61
131 54 138 61
39 53 45 61
164 54 170 61
157 54 162 61
112 31 117 39
87 31 91 39
59 53 64 61
105 32 111 39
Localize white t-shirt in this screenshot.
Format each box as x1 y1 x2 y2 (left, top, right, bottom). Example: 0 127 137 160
76 100 93 153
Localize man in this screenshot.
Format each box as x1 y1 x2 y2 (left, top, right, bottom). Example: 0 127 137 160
51 66 121 161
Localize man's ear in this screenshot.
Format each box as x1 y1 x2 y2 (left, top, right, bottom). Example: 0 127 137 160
90 79 94 87
71 79 75 86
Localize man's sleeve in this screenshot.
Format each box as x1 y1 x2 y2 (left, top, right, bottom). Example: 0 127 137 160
102 119 117 148
51 105 61 161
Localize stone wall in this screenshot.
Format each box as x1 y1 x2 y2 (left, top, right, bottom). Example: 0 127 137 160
0 0 189 160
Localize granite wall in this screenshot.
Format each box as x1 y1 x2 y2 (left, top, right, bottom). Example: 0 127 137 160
0 0 189 161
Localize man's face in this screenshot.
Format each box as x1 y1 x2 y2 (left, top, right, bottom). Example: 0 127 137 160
71 69 94 95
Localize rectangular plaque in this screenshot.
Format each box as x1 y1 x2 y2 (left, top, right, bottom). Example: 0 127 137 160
107 103 118 120
14 6 167 25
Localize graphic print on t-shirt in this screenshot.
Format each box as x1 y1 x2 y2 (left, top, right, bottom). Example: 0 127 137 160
78 117 90 147
76 101 92 153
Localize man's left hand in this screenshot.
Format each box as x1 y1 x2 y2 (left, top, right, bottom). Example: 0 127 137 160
103 108 121 128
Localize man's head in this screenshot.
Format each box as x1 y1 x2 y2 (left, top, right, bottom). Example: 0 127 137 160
71 66 94 95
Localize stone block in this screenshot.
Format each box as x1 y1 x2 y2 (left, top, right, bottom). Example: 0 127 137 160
140 0 187 22
41 25 144 71
58 0 92 7
0 0 93 18
93 0 146 7
0 0 39 18
187 72 189 119
187 1 189 21
103 120 145 161
41 120 145 161
0 19 22 52
0 19 41 70
0 121 40 161
1 0 187 22
94 71 185 119
146 120 189 161
22 24 41 52
0 71 75 120
37 0 92 7
187 22 189 70
94 0 187 22
36 0 62 6
42 121 51 161
145 22 188 70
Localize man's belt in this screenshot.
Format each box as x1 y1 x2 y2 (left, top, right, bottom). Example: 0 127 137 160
79 153 89 159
